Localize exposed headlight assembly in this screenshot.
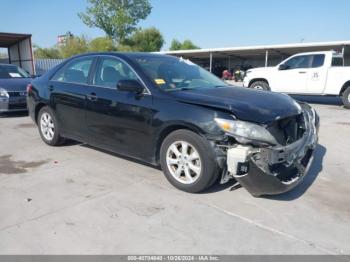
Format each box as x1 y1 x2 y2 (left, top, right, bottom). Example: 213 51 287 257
0 88 9 98
214 118 278 146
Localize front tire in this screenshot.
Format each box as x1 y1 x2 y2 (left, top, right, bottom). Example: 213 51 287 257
250 81 270 91
342 87 350 109
38 106 65 146
160 129 220 193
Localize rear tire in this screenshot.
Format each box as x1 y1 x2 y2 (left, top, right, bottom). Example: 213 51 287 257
342 87 350 109
250 81 270 91
38 106 65 146
160 129 220 193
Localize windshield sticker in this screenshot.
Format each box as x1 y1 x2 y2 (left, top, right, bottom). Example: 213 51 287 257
155 79 166 85
9 73 21 78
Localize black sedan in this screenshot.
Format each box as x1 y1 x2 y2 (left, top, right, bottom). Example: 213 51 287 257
27 53 319 196
0 63 31 113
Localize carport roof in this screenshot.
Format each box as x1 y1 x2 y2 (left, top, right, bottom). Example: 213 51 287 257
160 40 350 59
0 32 32 47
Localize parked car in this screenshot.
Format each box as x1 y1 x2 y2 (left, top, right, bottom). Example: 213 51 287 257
27 53 319 197
243 51 350 108
0 63 31 113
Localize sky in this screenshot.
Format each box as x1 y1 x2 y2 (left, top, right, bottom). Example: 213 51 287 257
0 0 349 50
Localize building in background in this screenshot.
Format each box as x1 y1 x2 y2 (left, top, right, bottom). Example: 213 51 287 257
57 31 74 46
162 41 350 76
0 32 35 75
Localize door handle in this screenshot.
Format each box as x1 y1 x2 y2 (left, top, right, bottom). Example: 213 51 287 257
48 85 54 91
298 71 306 74
87 92 98 101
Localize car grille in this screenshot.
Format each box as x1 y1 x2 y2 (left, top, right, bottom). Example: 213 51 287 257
8 103 27 110
8 91 27 97
267 113 306 145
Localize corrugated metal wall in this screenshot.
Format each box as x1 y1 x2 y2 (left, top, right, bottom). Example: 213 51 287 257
35 59 65 75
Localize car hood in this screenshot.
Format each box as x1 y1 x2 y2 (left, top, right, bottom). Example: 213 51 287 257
0 78 30 91
168 86 302 124
248 66 275 73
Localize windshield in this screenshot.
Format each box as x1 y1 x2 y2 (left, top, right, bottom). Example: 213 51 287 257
130 55 228 91
0 64 30 79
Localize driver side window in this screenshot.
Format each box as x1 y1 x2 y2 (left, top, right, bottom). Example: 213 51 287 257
284 55 312 70
94 57 138 88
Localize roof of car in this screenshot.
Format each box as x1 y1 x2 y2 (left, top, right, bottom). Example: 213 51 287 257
70 52 175 60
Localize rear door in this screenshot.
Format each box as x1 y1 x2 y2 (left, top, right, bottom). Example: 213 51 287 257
49 56 96 140
85 56 155 159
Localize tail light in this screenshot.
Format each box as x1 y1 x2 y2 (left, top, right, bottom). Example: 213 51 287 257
26 84 33 93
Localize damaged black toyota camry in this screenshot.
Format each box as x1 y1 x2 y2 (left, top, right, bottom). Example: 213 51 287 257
27 53 319 197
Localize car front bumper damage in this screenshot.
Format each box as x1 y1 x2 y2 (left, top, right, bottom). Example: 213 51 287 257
226 105 319 197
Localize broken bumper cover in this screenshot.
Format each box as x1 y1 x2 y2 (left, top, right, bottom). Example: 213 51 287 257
232 105 319 197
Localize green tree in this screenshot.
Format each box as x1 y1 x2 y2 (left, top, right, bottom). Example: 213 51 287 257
33 45 61 59
89 36 116 52
116 44 134 52
169 39 200 51
181 40 200 50
59 36 90 58
129 27 164 52
169 39 182 51
79 0 152 43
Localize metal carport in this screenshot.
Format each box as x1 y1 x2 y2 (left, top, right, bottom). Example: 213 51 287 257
161 40 350 74
0 32 35 75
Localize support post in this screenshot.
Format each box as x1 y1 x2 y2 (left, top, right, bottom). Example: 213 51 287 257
209 52 213 73
342 45 345 66
265 50 269 67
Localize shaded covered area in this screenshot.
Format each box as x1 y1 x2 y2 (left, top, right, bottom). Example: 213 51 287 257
162 41 350 76
0 32 35 75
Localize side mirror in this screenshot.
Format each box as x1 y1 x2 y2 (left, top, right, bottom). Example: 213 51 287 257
278 64 289 70
117 80 144 94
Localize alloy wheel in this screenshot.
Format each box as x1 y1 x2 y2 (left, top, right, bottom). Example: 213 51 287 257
40 112 55 141
166 141 202 184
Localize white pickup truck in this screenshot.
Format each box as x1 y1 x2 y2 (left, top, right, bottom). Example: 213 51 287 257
243 51 350 107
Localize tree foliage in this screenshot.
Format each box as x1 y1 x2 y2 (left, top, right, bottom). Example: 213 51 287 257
33 45 61 59
33 29 164 59
169 39 200 51
78 0 152 43
59 36 90 58
128 27 164 52
89 37 116 52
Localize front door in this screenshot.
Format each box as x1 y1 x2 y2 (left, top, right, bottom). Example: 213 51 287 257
85 56 155 159
271 55 312 94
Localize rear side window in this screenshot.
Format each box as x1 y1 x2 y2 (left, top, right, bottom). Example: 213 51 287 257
332 57 343 66
311 55 325 68
52 57 94 84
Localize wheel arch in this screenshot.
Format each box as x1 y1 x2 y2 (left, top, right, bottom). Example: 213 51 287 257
339 81 350 96
248 78 269 87
34 102 48 124
155 123 205 164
